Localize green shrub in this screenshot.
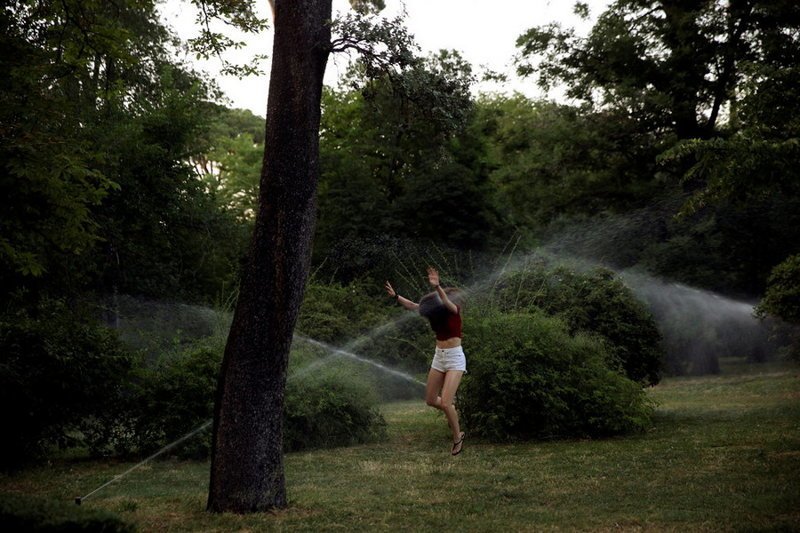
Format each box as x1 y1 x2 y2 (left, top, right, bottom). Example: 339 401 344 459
757 254 800 360
298 280 436 375
0 493 134 532
0 299 134 468
490 264 664 384
134 338 221 458
82 336 220 459
89 337 388 458
290 340 423 402
460 312 655 441
284 371 387 451
107 295 229 362
758 254 800 324
298 282 390 344
351 312 434 374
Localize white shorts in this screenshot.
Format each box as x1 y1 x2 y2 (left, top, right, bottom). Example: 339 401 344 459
431 346 467 373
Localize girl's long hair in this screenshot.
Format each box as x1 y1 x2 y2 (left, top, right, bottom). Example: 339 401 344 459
418 288 464 331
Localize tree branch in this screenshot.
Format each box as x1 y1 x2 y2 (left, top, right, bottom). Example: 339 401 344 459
707 3 752 131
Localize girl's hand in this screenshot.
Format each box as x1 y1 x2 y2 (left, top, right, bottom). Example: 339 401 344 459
384 280 396 298
427 266 440 287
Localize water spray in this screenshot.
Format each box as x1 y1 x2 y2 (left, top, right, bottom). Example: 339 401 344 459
73 328 425 505
75 420 212 505
75 245 771 505
294 335 426 387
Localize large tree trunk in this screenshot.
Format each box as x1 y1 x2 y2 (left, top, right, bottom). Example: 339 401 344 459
207 0 332 513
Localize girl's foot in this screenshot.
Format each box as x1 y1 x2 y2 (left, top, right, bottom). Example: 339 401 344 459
451 431 465 456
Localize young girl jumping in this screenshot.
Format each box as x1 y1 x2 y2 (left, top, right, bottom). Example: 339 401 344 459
384 266 466 455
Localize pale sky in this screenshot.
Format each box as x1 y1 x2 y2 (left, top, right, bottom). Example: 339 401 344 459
159 0 612 117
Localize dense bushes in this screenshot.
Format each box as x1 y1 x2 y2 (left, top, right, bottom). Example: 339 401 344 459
459 312 655 440
0 262 666 464
284 371 387 451
461 263 661 441
490 264 664 384
0 300 134 467
86 336 388 458
758 254 800 325
298 280 435 373
297 282 390 344
757 254 800 360
0 294 390 464
122 338 221 458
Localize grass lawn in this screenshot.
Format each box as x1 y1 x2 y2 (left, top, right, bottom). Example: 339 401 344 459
2 358 799 531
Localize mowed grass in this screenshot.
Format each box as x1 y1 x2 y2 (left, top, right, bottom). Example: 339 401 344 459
2 358 799 531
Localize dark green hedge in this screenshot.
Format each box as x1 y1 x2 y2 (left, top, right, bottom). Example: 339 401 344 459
0 299 134 468
86 337 388 458
489 264 664 384
460 311 655 441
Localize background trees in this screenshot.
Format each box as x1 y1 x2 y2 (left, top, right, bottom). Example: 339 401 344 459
0 0 246 304
314 51 502 264
507 0 800 297
516 0 799 140
0 0 797 514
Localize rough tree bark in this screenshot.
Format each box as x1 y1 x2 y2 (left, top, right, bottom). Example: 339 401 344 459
207 0 333 513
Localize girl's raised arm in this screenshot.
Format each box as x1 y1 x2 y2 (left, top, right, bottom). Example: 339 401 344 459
385 280 419 311
427 267 458 314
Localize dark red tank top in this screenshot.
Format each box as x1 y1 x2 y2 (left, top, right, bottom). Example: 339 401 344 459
432 305 462 341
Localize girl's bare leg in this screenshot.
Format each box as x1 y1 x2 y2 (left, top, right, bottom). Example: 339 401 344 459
425 367 445 408
426 368 465 447
440 370 463 442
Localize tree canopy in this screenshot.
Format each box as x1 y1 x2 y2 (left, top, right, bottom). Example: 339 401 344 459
517 0 800 140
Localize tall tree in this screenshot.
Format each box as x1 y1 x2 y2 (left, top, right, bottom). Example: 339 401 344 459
206 0 412 512
206 0 333 511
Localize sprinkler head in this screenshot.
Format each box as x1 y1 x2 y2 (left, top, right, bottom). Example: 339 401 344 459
75 497 82 506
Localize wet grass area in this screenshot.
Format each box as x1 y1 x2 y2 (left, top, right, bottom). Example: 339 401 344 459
2 358 798 531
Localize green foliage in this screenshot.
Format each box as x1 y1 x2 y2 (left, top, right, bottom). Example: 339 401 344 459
128 338 221 459
460 312 655 441
298 282 390 344
88 82 248 303
315 50 503 260
512 1 800 300
0 299 134 467
488 263 664 385
649 55 800 293
350 309 433 374
475 95 663 231
639 193 800 294
186 0 270 76
516 1 800 139
758 254 800 325
653 51 800 281
77 335 220 458
331 11 418 79
0 1 126 280
86 333 389 458
297 280 434 374
0 0 248 304
660 135 800 217
193 106 265 224
284 371 387 452
0 493 133 533
758 254 800 362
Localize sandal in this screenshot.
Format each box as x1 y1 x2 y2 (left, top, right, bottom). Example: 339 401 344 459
451 431 465 456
